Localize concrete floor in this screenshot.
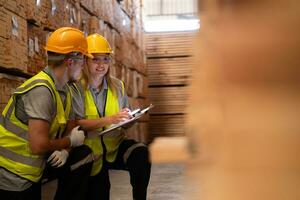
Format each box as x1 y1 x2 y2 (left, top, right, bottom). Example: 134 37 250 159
42 162 186 200
110 163 186 200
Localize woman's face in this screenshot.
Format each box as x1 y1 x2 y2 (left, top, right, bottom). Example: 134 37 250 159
87 53 110 77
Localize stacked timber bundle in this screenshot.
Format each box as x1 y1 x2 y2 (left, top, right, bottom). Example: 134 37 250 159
146 31 196 141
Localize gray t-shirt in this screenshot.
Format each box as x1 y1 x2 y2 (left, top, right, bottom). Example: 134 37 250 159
68 83 85 120
15 86 56 124
0 68 73 191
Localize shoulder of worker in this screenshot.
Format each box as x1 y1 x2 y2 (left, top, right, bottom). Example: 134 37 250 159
21 86 56 123
68 82 85 97
67 82 85 120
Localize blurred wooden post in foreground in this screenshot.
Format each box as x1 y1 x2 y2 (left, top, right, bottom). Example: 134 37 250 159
186 0 300 200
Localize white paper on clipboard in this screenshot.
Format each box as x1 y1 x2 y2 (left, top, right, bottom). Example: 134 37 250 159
98 104 154 136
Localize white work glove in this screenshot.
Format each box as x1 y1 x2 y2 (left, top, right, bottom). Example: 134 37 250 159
47 149 69 167
68 126 85 147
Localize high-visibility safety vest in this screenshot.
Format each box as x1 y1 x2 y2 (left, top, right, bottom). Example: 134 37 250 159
0 71 71 182
84 80 125 176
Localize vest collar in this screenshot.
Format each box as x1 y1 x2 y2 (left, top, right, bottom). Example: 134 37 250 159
88 77 108 92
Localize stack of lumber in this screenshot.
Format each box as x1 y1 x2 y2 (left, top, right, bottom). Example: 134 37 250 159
146 31 196 142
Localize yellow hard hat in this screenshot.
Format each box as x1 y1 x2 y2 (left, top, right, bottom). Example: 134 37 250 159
45 27 93 58
87 33 113 54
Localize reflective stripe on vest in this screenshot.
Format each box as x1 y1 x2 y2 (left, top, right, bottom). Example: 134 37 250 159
0 104 28 140
84 80 125 176
0 71 71 182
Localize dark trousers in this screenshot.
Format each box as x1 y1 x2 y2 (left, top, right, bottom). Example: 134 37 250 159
0 182 41 200
44 145 93 200
88 139 151 200
0 145 93 200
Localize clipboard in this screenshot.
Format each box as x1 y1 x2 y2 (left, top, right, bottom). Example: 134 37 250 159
97 104 154 136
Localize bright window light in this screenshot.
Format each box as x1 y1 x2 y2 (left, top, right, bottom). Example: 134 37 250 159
145 19 200 32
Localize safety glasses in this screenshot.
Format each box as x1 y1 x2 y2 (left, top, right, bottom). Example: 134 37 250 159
90 56 111 64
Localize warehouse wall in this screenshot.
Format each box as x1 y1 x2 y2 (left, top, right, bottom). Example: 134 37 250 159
0 0 150 143
146 31 196 141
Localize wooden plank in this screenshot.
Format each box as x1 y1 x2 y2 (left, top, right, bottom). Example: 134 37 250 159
149 115 186 138
27 24 47 75
43 0 65 30
0 74 24 113
147 32 196 39
0 7 28 72
63 0 81 29
147 57 192 86
146 32 196 57
95 0 114 25
80 5 92 35
146 48 193 58
4 0 26 18
148 86 188 114
80 0 95 14
25 0 47 26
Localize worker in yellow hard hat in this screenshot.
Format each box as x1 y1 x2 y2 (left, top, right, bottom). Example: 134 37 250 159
70 33 151 200
0 27 93 200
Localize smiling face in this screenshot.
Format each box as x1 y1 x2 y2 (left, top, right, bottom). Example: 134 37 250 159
86 53 111 78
